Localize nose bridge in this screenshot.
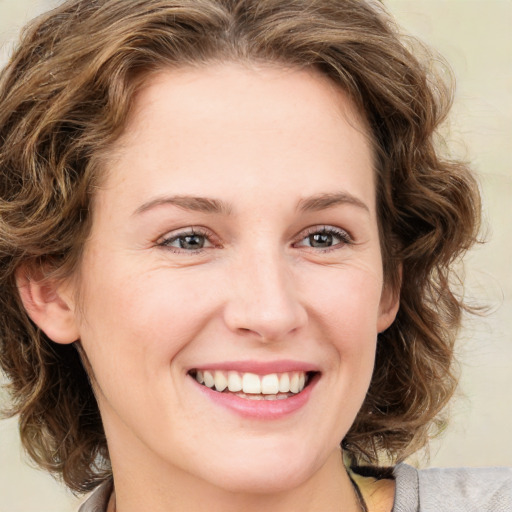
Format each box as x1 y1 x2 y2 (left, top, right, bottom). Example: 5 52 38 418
224 241 307 341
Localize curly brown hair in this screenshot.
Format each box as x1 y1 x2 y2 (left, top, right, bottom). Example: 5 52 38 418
0 0 480 493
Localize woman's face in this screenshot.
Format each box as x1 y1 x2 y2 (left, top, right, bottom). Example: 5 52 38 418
69 64 398 492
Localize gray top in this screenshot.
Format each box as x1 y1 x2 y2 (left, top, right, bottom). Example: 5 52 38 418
393 464 512 511
79 464 512 511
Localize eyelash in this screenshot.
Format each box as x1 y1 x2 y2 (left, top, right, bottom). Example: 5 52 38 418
157 227 217 254
157 225 353 254
292 226 353 252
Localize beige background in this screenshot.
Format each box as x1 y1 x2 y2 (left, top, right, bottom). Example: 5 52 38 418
1 0 511 510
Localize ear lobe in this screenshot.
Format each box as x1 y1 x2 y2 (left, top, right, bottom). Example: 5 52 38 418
16 267 79 344
377 267 402 334
377 288 400 333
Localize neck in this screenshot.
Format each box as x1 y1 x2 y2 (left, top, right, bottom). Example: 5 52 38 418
108 448 363 512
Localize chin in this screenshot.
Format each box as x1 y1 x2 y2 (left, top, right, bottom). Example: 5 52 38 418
206 464 313 495
188 439 328 495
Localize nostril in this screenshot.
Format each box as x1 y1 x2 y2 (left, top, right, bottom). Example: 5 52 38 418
238 327 255 335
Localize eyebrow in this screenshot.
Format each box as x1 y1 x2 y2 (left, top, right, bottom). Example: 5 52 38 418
297 192 370 213
133 191 369 217
133 195 232 216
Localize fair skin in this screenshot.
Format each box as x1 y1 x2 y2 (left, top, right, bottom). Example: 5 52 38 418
19 63 398 511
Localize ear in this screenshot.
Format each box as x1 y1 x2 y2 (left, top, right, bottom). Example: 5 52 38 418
16 266 80 344
377 266 401 333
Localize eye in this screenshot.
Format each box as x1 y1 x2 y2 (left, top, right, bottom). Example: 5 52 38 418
158 228 214 252
294 226 352 251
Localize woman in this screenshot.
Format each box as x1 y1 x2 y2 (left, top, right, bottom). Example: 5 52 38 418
0 0 509 510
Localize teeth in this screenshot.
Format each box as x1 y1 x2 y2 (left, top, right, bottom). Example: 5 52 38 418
242 373 261 394
193 369 311 397
290 372 300 393
203 371 215 388
227 371 242 392
278 373 290 393
245 394 265 400
261 374 279 394
214 371 227 392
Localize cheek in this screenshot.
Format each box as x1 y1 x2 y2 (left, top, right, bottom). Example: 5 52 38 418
73 267 212 435
304 264 383 385
307 264 384 334
75 259 216 375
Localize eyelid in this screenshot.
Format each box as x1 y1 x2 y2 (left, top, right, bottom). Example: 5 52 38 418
156 226 220 252
155 224 353 253
293 225 354 250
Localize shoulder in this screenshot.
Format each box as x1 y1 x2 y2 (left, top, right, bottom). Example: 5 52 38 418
393 463 512 512
78 480 113 512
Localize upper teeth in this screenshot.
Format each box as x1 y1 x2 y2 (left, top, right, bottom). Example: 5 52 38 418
194 370 308 395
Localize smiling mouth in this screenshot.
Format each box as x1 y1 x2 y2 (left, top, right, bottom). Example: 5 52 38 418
188 369 318 401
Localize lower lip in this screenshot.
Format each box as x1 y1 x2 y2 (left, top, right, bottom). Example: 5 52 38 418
191 374 319 420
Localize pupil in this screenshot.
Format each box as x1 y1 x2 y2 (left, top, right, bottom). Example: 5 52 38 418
310 233 332 248
180 235 204 249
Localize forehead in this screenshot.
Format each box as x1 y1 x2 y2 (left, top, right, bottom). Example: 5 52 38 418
97 63 376 216
128 62 370 134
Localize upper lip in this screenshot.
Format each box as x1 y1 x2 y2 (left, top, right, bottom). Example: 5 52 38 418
189 360 321 375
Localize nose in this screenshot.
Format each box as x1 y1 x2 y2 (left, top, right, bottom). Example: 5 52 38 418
223 247 308 342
